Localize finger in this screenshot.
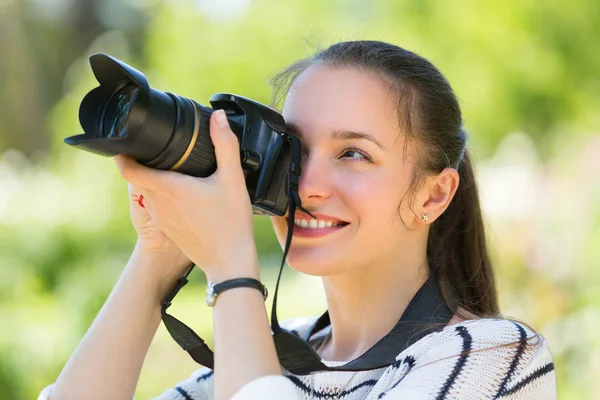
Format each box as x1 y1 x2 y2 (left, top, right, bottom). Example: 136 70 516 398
115 155 175 191
128 184 149 209
128 183 146 201
128 184 158 214
138 192 156 215
209 109 243 180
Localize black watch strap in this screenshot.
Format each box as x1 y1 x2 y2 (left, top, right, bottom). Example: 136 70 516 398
206 278 268 307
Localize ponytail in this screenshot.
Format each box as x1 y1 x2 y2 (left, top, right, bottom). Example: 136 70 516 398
427 150 500 318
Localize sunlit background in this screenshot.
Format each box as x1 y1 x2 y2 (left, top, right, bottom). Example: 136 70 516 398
0 0 598 399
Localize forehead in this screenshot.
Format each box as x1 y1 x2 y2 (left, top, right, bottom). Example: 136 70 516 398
282 65 400 141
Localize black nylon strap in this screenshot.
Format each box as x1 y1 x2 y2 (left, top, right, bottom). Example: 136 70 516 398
160 263 215 369
270 133 314 334
161 313 215 368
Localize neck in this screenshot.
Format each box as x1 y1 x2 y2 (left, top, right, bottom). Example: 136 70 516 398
319 244 430 362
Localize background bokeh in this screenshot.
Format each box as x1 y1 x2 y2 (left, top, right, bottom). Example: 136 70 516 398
1 0 598 399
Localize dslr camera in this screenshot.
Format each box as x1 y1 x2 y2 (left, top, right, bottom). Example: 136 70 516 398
65 53 303 216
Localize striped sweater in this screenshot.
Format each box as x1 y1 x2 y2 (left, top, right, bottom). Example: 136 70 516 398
38 317 556 399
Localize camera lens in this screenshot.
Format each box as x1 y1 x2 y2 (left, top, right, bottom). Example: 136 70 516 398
70 54 250 178
103 85 138 138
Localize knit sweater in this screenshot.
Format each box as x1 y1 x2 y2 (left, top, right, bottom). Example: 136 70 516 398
38 317 556 399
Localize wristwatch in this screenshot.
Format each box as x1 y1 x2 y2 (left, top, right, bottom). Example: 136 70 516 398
205 278 268 307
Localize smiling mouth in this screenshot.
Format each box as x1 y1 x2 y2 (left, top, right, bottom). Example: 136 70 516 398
289 218 350 229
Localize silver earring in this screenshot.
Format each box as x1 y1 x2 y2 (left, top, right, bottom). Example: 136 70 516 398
421 214 430 223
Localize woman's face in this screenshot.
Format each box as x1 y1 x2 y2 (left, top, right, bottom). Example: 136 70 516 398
270 65 421 276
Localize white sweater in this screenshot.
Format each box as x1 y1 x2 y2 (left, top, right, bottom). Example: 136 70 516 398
38 317 556 399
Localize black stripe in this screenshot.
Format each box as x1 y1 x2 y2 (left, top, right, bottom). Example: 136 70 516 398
195 370 214 383
377 356 416 399
493 323 528 399
498 362 555 397
285 374 378 398
175 386 194 400
436 326 472 400
389 354 415 370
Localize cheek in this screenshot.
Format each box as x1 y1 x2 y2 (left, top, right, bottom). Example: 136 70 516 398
341 174 399 224
340 169 411 230
396 194 417 229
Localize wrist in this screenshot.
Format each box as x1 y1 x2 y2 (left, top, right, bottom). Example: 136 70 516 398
132 239 182 259
206 277 267 307
205 268 261 285
204 246 260 283
126 246 193 301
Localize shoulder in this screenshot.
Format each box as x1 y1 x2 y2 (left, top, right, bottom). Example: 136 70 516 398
381 318 556 399
404 317 553 370
449 317 548 353
443 317 541 344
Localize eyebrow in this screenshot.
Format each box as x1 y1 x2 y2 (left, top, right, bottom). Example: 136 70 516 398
285 123 386 151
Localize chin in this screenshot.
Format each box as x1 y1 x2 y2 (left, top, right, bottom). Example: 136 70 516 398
285 247 351 277
269 216 356 276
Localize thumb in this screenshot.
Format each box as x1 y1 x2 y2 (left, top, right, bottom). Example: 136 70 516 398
209 109 243 180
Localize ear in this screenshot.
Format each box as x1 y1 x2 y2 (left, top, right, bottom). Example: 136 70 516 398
416 168 460 225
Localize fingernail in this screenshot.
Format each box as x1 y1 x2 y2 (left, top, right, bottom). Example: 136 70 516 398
215 110 228 129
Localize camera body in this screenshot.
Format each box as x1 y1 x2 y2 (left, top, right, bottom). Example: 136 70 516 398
209 93 293 216
64 54 299 216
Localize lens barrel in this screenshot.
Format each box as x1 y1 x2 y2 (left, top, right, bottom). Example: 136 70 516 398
143 95 229 177
65 53 242 177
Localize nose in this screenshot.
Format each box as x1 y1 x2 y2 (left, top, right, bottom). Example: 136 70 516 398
297 153 333 204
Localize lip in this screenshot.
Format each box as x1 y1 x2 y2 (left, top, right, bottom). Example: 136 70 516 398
288 211 349 224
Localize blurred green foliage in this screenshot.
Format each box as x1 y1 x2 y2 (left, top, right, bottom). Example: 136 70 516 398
0 0 599 399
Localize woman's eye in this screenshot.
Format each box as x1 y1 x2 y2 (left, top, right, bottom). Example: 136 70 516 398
339 147 372 162
344 150 363 159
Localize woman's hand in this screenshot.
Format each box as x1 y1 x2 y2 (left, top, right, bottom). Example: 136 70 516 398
114 109 257 283
126 182 193 282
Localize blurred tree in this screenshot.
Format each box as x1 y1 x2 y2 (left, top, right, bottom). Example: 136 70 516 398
0 0 147 157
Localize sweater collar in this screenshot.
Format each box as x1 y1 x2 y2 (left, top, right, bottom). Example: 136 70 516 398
302 274 455 370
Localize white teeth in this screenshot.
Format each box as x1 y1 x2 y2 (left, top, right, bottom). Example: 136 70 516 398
293 218 345 229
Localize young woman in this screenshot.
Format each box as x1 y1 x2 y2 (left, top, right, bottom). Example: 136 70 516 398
40 41 556 399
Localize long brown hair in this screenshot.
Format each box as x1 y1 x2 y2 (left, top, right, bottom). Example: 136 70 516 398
270 40 499 321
